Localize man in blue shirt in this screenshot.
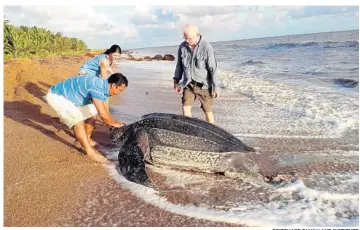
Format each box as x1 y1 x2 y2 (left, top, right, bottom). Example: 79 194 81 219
45 73 128 163
173 24 220 124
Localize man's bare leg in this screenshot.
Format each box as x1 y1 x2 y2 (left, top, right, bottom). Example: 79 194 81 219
205 111 215 124
73 121 107 163
84 117 97 147
182 105 192 117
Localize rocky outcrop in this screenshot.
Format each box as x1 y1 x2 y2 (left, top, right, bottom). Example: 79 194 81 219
144 56 153 61
152 54 175 61
85 50 176 62
152 54 163 60
163 54 175 61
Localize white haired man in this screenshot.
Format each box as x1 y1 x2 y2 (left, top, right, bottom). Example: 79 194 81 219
173 24 220 124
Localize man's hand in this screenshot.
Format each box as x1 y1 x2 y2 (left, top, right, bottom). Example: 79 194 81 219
173 83 182 93
112 121 125 128
213 91 220 98
109 122 125 131
92 98 126 128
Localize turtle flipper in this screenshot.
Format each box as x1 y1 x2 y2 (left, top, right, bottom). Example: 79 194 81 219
118 128 155 188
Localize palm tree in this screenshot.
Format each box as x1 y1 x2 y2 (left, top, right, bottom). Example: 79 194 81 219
4 19 16 57
4 20 88 59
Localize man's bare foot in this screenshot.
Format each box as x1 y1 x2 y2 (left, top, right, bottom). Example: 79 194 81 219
88 138 98 147
85 148 108 163
73 140 82 148
75 139 97 148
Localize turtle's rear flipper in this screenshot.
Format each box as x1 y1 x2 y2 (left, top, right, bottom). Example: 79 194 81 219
118 128 155 188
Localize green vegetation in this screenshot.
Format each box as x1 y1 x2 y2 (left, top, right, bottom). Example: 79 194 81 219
4 19 88 60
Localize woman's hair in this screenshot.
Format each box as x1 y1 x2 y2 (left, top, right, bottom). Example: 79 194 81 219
104 44 122 55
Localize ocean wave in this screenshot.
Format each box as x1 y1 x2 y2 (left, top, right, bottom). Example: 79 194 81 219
225 44 241 48
241 60 266 65
264 40 359 49
218 70 359 137
324 41 359 48
224 43 250 48
104 158 359 227
303 71 327 76
334 78 359 88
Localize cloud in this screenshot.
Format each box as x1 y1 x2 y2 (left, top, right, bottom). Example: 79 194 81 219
128 6 306 35
164 5 241 17
127 6 269 32
5 5 96 22
4 5 140 43
129 5 157 25
288 6 359 19
129 6 179 27
3 5 359 49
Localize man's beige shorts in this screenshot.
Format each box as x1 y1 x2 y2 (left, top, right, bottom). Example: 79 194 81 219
44 90 98 129
182 82 213 112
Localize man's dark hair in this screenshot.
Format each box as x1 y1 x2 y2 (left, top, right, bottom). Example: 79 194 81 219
108 73 128 87
104 44 122 55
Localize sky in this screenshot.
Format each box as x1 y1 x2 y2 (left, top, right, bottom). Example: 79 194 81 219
2 4 360 49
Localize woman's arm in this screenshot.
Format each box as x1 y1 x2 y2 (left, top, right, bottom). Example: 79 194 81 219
99 59 110 79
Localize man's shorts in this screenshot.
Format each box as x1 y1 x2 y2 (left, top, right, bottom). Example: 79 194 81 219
44 90 98 129
182 81 213 112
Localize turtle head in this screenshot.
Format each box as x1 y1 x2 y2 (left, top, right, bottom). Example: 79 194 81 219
109 125 129 146
224 152 281 182
223 152 261 179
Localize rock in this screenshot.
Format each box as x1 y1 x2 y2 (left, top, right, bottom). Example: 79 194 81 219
128 52 137 58
85 52 96 58
152 54 163 60
122 50 131 54
163 54 175 61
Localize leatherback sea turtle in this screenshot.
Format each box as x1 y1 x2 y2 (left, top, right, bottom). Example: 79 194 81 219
110 113 265 187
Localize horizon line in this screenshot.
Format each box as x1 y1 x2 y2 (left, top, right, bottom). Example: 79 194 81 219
92 28 359 51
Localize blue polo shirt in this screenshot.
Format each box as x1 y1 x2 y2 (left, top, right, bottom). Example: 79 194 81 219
50 75 110 107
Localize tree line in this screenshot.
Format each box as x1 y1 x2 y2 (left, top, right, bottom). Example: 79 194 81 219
4 19 88 59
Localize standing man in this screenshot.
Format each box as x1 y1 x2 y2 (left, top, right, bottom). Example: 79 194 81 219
173 24 220 124
45 73 128 163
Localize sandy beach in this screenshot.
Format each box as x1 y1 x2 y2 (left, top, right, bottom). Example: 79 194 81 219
3 54 242 226
2 4 358 226
4 52 359 226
